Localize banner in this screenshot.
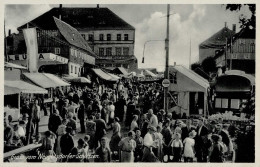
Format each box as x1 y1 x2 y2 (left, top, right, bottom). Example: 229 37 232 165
23 28 38 73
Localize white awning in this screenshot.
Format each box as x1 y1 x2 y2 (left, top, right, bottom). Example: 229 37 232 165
43 73 70 86
5 80 48 94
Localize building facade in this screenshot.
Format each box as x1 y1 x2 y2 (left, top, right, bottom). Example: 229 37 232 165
6 17 96 77
215 27 255 74
199 23 236 63
17 5 137 72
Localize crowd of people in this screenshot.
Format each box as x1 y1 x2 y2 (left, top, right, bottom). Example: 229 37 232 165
4 79 255 163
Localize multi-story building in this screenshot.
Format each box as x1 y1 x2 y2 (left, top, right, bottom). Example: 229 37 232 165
215 27 255 74
18 5 137 71
199 23 236 63
6 17 96 77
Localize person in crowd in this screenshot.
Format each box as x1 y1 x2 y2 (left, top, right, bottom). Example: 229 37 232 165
60 126 74 162
31 99 41 138
85 115 96 151
107 101 115 126
56 119 68 158
17 121 26 145
48 109 62 135
83 135 90 162
4 119 13 146
94 113 107 149
125 100 136 130
161 119 172 162
109 117 121 160
181 118 195 142
78 100 86 133
66 112 77 135
215 123 231 154
118 131 136 162
95 137 111 162
147 109 158 128
115 94 127 122
86 100 93 118
183 130 196 162
142 126 159 162
75 138 88 162
134 130 143 162
61 99 69 119
130 115 139 131
140 114 149 138
170 133 183 162
21 100 31 117
209 134 224 162
73 91 80 105
49 97 57 116
153 125 163 161
194 117 210 162
40 131 56 156
67 147 80 162
12 124 24 146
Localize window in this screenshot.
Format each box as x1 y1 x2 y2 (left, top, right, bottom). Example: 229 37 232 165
99 48 104 56
70 49 74 56
71 65 73 73
74 50 77 57
116 47 122 56
123 47 129 55
75 66 77 74
124 34 129 41
107 34 111 41
81 34 86 40
88 34 93 41
99 34 104 41
250 43 255 53
106 47 112 56
117 34 121 41
55 48 60 54
15 55 20 60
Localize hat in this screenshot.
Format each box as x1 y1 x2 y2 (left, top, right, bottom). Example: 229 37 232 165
189 130 197 138
148 126 156 132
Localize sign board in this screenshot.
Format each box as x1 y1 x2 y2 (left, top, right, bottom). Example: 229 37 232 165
162 79 170 87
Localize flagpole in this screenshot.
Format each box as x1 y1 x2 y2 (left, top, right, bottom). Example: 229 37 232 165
164 4 170 113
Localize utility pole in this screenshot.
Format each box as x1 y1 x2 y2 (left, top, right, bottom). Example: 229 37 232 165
164 4 170 113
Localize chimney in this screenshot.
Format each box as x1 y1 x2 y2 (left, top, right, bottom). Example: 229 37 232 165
97 4 99 8
8 29 11 36
232 24 236 32
224 22 227 28
59 4 62 20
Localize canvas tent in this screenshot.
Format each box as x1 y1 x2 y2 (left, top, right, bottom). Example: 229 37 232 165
168 65 209 116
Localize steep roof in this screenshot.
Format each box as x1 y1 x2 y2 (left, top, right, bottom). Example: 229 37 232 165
199 27 235 49
53 17 96 56
18 7 135 31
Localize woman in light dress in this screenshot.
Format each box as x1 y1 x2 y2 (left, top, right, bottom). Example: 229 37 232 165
183 130 196 162
56 119 68 160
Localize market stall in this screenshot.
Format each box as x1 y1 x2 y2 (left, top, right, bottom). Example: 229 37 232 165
4 80 47 121
168 65 210 117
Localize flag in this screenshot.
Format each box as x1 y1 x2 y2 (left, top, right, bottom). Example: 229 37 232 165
23 28 38 73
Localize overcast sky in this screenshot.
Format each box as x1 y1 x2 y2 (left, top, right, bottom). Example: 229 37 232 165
4 4 252 71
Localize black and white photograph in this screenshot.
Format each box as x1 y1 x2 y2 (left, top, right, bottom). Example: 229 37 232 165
3 2 257 164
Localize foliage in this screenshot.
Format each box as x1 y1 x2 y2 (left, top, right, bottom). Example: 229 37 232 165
201 56 217 74
225 4 256 28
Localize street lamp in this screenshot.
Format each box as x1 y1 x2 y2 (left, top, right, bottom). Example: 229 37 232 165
142 40 165 63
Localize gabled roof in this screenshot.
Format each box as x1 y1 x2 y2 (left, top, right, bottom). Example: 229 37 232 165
170 65 209 90
199 27 235 49
18 7 135 31
53 17 96 56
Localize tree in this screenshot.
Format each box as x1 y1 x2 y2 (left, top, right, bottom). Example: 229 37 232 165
201 56 216 75
225 4 256 28
191 62 201 71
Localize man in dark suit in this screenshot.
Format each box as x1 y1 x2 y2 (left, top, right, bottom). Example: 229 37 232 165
181 118 196 141
78 100 86 133
60 126 74 162
194 117 211 162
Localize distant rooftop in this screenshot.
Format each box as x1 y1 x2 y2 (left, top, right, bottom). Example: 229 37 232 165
18 7 135 31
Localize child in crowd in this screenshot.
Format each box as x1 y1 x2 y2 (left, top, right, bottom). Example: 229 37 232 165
183 130 196 162
170 133 183 162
